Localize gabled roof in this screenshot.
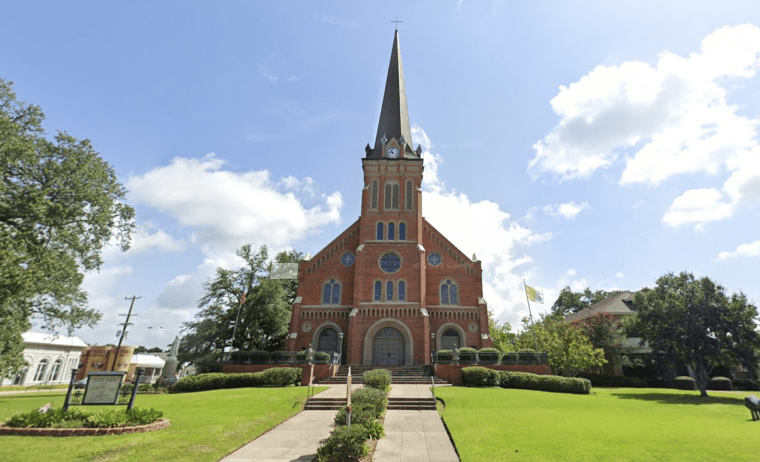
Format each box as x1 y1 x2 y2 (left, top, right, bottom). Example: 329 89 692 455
370 30 415 158
564 291 638 323
130 354 165 368
22 331 88 348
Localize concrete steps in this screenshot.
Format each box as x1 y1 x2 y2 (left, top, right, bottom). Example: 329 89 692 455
304 397 346 410
317 365 449 385
387 397 438 411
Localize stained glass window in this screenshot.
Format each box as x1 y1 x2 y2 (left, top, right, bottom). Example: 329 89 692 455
441 280 458 305
380 253 401 273
323 279 340 304
428 253 442 266
387 281 394 300
398 281 405 301
399 223 406 240
388 222 395 240
374 281 381 301
441 284 448 305
332 283 341 304
385 183 399 210
376 222 383 240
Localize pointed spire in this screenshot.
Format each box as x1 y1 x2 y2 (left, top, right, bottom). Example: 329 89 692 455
371 30 414 157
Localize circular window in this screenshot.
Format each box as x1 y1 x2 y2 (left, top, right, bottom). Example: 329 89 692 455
380 253 401 273
427 253 442 266
341 252 355 266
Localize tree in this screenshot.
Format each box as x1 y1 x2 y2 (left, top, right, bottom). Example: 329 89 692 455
632 271 760 397
576 312 628 374
179 244 301 372
551 287 622 318
0 79 134 377
518 313 606 376
488 311 517 353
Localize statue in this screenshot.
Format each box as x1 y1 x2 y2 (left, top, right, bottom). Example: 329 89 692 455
160 336 181 388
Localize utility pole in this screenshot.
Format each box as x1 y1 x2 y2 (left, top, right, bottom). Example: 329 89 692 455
113 296 140 371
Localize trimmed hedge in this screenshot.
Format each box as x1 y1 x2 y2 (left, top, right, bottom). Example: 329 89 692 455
462 367 499 387
576 373 647 388
674 376 697 390
708 376 733 391
458 347 478 364
316 424 370 462
477 348 502 364
498 371 591 395
734 378 760 391
171 368 302 393
325 382 389 460
5 406 163 428
363 369 392 391
502 352 519 365
351 387 388 418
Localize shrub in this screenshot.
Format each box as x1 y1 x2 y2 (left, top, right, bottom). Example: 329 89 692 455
477 348 501 364
458 347 478 364
674 376 697 390
6 407 87 428
316 424 370 462
4 406 163 429
351 387 387 418
502 352 519 365
575 373 647 388
734 378 760 391
334 404 376 428
171 368 302 393
462 367 499 387
363 369 392 391
708 376 733 391
498 371 591 395
126 407 164 425
120 382 134 394
85 409 130 428
519 348 536 353
261 367 302 386
363 420 385 440
435 350 453 363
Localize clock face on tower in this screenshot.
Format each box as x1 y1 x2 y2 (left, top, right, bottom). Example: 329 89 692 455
386 147 400 158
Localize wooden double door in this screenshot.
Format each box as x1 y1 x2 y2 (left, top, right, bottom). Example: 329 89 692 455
373 327 404 366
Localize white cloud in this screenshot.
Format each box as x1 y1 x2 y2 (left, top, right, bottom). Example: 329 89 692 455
716 238 760 261
530 24 760 229
128 225 186 255
413 126 550 329
616 272 624 279
127 153 343 255
543 201 590 219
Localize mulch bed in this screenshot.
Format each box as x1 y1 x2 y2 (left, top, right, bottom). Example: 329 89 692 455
0 418 170 437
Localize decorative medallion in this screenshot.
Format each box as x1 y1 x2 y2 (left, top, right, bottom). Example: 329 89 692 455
341 252 355 266
301 321 312 332
380 253 401 273
427 253 442 266
468 322 478 333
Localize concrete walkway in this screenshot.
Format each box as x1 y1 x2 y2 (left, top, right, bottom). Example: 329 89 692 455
373 385 459 462
218 384 458 462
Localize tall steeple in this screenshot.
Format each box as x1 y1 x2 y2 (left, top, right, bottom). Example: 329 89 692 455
370 30 415 158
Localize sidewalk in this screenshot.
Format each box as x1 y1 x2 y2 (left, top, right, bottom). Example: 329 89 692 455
219 384 458 462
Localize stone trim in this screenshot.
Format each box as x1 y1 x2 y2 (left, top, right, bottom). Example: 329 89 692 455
0 418 170 436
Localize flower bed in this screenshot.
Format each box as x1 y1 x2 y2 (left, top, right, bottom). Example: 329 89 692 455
0 419 170 436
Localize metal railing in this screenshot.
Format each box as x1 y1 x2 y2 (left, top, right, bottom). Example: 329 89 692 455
431 351 548 366
223 350 337 365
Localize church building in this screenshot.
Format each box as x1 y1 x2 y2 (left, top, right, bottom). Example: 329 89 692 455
285 31 492 366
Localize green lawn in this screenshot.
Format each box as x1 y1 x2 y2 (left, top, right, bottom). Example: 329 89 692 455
436 387 756 462
0 386 325 462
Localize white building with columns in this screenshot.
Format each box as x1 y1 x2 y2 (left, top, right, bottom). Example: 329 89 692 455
1 332 88 386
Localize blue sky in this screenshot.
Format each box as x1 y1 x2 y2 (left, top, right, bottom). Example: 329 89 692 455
3 1 759 348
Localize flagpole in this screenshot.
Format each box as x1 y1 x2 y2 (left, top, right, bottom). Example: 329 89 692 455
523 280 540 352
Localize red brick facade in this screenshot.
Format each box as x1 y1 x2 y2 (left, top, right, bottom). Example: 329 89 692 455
285 32 492 365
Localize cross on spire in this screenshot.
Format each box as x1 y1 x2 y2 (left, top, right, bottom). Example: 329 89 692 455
391 17 403 30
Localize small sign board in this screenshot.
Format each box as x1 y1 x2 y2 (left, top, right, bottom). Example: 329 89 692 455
82 372 125 405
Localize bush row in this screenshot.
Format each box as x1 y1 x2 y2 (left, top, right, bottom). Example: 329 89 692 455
575 373 647 388
436 349 546 365
363 369 392 392
5 406 163 428
318 387 388 461
171 368 302 393
461 367 591 395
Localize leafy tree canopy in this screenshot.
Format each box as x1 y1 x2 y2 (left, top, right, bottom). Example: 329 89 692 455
631 271 760 397
488 311 517 353
0 79 134 377
551 287 622 318
179 244 301 373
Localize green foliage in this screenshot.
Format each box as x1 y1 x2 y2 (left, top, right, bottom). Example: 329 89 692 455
462 366 500 387
179 245 302 371
476 348 502 364
575 373 647 388
734 379 760 391
316 424 370 462
488 310 516 353
333 404 377 428
501 352 519 364
351 387 387 418
551 287 622 318
498 371 591 394
4 406 162 428
632 271 760 397
577 312 629 371
362 369 391 391
517 314 606 376
674 376 697 390
0 79 134 376
708 376 732 391
362 419 385 440
171 368 302 393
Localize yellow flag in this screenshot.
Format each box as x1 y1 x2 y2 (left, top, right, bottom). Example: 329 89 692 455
525 284 544 304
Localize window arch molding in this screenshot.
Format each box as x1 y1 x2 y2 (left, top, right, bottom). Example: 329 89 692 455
398 221 406 241
435 323 467 351
321 278 343 305
384 181 400 210
439 278 459 305
376 222 384 240
311 322 344 353
378 251 403 274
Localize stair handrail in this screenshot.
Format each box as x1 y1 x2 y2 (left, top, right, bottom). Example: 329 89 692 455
346 366 352 427
308 363 315 400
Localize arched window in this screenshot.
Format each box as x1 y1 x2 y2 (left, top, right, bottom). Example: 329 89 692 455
384 183 399 210
441 280 458 305
441 329 460 350
318 328 339 353
399 223 406 240
398 281 406 301
374 281 382 301
34 359 49 382
50 359 63 381
388 222 395 240
376 222 384 240
406 181 413 210
371 180 378 209
386 281 394 301
322 279 341 304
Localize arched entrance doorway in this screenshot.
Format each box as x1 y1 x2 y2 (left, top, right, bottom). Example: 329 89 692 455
441 329 461 350
317 328 339 355
373 327 404 366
